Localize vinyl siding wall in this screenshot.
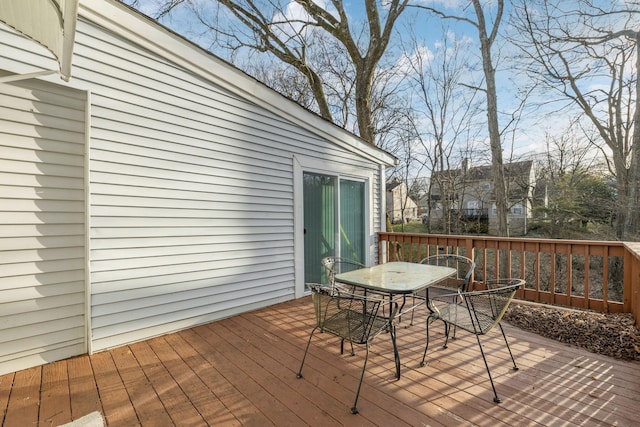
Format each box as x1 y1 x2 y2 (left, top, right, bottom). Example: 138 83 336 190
75 19 382 351
0 7 384 357
0 77 87 375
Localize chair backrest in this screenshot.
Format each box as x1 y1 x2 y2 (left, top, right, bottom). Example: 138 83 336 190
420 254 475 292
321 256 365 287
307 283 394 345
463 280 524 335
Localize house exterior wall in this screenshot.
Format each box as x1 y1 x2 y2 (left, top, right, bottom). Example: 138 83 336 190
430 161 534 236
0 0 392 373
386 182 418 223
0 78 87 375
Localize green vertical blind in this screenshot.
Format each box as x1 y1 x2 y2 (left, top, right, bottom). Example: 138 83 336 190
340 179 365 263
303 173 365 284
303 173 335 283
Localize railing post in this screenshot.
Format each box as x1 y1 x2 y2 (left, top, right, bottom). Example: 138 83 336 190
624 242 640 325
466 237 476 290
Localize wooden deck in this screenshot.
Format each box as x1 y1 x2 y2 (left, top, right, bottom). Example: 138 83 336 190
1 296 639 427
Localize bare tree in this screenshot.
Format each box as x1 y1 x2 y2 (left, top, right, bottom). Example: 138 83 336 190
511 0 640 240
126 0 409 145
412 0 510 236
244 58 316 110
533 128 615 237
398 24 483 233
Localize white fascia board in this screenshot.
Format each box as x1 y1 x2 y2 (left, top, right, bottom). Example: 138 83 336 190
80 0 397 167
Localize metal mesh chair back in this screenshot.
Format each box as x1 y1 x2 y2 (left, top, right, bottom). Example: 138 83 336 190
321 257 365 294
432 279 522 335
420 254 475 292
322 257 364 285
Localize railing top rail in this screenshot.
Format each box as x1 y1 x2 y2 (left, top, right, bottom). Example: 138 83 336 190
378 231 627 248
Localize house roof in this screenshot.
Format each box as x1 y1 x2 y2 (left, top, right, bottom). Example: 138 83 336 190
386 178 403 192
75 0 397 167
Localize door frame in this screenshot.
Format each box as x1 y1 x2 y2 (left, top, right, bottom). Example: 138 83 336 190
293 155 375 298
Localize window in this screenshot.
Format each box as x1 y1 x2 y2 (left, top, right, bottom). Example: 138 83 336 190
511 203 524 215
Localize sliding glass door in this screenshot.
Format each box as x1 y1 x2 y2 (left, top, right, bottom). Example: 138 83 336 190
303 172 366 284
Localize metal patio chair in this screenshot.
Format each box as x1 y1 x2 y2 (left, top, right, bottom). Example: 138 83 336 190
409 254 476 329
420 278 524 403
321 256 365 293
297 283 399 414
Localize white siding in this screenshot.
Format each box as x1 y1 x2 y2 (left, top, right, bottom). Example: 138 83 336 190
0 79 86 375
70 20 381 351
0 0 389 359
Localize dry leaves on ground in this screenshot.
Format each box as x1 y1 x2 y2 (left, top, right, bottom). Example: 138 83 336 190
504 302 640 361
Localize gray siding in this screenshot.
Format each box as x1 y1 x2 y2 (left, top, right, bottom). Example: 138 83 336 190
0 79 86 374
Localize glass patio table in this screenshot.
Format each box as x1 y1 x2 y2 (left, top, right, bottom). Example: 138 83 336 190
335 261 456 296
335 261 456 378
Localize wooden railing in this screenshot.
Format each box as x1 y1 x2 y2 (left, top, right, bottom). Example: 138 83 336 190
378 232 640 325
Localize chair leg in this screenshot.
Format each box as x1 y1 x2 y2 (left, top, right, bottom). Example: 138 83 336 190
474 334 502 403
442 321 451 348
420 316 435 367
296 327 318 379
340 338 355 356
389 323 400 379
497 323 519 371
351 342 370 414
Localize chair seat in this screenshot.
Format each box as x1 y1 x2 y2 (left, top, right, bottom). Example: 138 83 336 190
322 308 390 344
430 302 495 335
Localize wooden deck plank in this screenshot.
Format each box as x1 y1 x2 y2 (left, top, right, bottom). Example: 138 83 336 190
162 332 243 427
253 301 534 427
90 350 140 426
110 345 174 426
2 366 41 427
407 324 631 426
130 339 207 426
241 305 460 426
0 372 14 426
192 323 308 426
68 355 103 420
1 297 639 426
214 316 359 426
179 327 278 427
456 328 640 424
39 360 71 426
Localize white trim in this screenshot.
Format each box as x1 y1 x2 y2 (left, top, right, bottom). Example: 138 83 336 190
61 0 80 81
0 70 57 83
293 156 305 299
293 155 376 297
84 90 93 354
377 164 386 264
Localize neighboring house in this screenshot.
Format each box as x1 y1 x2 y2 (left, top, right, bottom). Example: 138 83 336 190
0 0 396 376
386 178 418 223
429 160 535 235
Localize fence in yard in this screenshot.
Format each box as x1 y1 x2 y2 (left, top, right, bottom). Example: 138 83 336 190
377 232 640 325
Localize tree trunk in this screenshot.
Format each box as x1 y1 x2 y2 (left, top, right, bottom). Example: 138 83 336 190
473 0 509 237
355 67 375 144
623 33 640 240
